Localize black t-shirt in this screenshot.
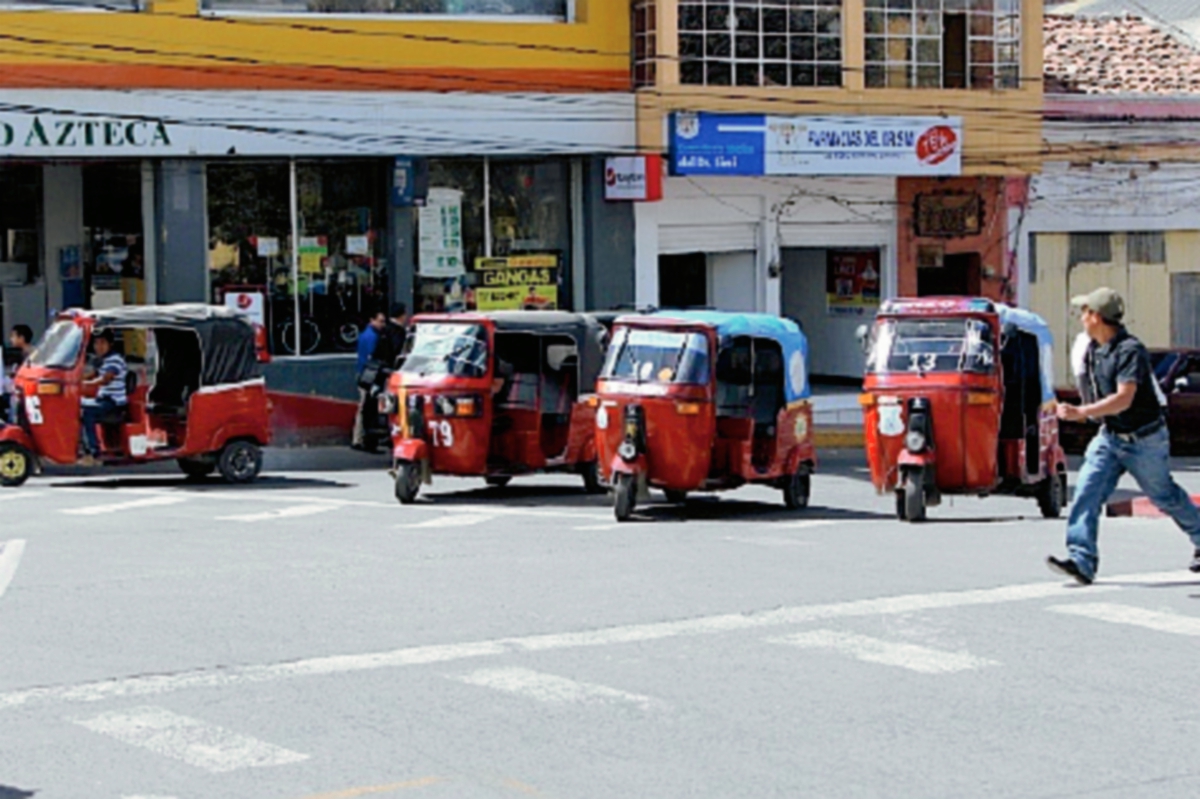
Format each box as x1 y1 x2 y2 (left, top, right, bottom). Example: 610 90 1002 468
373 322 408 370
1087 328 1163 433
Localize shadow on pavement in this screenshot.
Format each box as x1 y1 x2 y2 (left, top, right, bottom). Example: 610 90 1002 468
624 496 893 522
0 786 36 799
422 483 611 508
47 475 354 491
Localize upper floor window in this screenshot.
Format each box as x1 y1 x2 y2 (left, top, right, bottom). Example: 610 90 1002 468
679 0 843 87
201 0 567 16
633 0 658 88
864 0 1019 89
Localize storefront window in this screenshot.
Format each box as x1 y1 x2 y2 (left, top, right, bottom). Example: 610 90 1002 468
201 0 567 16
207 160 388 356
83 163 144 309
0 166 41 286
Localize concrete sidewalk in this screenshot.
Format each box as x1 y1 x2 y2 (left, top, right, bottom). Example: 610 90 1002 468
811 385 864 449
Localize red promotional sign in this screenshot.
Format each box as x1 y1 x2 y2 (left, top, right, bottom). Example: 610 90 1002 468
916 126 959 167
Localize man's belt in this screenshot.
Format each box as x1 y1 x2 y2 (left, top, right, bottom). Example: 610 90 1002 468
1106 418 1165 443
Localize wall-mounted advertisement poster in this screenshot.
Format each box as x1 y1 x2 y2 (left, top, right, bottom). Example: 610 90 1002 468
826 249 881 316
474 254 560 311
418 188 465 278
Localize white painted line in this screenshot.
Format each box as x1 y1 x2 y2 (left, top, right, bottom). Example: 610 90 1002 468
1 569 1185 711
395 513 493 529
75 706 309 773
573 523 624 531
1048 602 1200 636
453 667 658 710
61 496 188 516
0 539 27 599
216 504 341 523
722 536 816 548
0 491 43 502
122 795 180 798
773 520 837 530
769 630 998 674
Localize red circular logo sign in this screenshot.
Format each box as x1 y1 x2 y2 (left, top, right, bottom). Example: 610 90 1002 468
605 167 617 187
237 294 253 310
916 125 958 166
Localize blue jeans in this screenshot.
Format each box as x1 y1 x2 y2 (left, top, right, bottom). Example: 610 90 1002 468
1066 425 1200 579
81 398 121 456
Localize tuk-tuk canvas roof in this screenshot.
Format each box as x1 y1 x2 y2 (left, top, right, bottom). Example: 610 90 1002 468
83 304 261 388
646 311 812 403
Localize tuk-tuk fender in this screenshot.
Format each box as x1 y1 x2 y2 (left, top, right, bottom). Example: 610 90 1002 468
0 424 35 450
394 438 429 463
608 453 645 478
206 422 270 453
897 449 936 469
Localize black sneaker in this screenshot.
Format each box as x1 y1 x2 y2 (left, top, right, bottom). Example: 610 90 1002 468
1190 549 1200 574
1047 555 1093 586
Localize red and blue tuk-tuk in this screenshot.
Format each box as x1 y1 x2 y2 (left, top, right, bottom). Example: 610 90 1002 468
595 311 816 521
382 311 608 503
0 305 270 487
858 297 1068 522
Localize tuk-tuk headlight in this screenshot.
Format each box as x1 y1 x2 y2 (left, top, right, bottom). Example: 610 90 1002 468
618 440 638 462
378 393 399 415
905 430 926 452
407 395 426 438
432 394 482 417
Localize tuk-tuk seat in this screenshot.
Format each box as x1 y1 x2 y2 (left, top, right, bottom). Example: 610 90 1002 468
147 386 191 418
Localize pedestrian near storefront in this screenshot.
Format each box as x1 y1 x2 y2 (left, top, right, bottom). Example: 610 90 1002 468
1047 287 1200 585
374 303 408 370
351 310 387 452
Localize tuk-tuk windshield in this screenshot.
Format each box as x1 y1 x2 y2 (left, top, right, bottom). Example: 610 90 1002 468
399 323 488 379
27 321 84 370
867 317 995 374
602 328 710 384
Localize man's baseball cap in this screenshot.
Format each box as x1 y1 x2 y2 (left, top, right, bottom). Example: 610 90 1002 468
1071 286 1124 323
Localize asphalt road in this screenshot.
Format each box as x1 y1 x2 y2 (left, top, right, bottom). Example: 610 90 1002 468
5 451 1200 799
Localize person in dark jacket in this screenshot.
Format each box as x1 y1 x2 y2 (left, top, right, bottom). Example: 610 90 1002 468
1048 287 1200 585
373 303 408 370
352 311 387 451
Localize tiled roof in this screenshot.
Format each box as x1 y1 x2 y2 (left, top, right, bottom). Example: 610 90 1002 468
1044 14 1200 94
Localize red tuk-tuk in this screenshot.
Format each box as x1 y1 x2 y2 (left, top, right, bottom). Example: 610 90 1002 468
595 311 816 521
382 311 608 503
0 305 271 487
858 297 1067 522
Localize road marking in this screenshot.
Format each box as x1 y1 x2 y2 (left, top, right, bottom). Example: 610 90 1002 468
216 504 342 522
722 536 816 548
0 491 42 502
774 520 837 530
61 496 188 516
395 513 493 529
0 539 26 600
2 569 1184 711
122 795 179 798
296 777 444 799
75 706 308 773
1048 602 1200 636
769 630 998 674
573 523 623 531
452 667 658 710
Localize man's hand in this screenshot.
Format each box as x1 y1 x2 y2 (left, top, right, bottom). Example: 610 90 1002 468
1057 403 1086 422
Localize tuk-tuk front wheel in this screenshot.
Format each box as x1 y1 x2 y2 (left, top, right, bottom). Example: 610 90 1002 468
485 476 512 488
1038 472 1066 519
580 461 605 495
664 489 687 504
613 473 636 522
902 469 927 522
783 468 811 510
395 461 422 505
218 440 263 484
0 442 34 488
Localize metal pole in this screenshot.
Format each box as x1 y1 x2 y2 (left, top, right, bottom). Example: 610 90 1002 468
483 156 492 259
289 158 301 357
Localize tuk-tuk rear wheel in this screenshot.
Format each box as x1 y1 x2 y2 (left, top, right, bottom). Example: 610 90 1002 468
218 440 263 484
664 489 688 504
0 443 34 488
580 461 604 495
783 470 811 510
613 473 635 522
903 469 927 522
1038 472 1066 519
395 461 422 504
485 476 512 488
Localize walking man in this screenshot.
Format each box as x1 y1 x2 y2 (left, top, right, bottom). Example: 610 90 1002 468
1048 287 1200 584
351 310 386 452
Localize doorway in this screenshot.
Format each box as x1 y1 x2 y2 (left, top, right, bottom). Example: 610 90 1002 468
917 252 981 297
658 253 706 308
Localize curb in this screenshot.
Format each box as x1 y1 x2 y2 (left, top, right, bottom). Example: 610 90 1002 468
1106 495 1200 517
814 427 864 449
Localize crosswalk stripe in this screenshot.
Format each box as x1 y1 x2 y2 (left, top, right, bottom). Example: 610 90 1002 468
0 491 43 502
0 539 26 600
75 706 308 773
452 667 658 710
769 630 998 674
216 504 341 522
61 496 188 516
395 513 493 529
1048 602 1200 636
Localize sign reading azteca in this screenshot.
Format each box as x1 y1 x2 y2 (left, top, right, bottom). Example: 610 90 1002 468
0 116 172 151
669 113 963 177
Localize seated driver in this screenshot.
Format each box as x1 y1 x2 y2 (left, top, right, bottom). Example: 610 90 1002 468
80 329 128 465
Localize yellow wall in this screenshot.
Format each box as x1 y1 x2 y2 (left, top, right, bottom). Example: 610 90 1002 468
0 0 629 91
639 0 1043 174
1030 230 1199 386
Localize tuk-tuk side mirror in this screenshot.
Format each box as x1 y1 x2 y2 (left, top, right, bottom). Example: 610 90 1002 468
855 324 870 355
546 344 578 372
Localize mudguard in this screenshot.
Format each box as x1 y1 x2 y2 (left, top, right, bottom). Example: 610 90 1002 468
0 424 35 450
394 438 429 463
897 449 936 469
609 453 645 478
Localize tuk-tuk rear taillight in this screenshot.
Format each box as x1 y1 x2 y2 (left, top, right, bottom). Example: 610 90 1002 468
253 324 271 364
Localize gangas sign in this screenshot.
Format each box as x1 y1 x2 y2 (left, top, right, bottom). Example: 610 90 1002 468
0 115 173 153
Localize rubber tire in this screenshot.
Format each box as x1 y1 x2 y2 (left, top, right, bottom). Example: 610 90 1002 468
485 476 512 488
177 457 216 480
783 469 811 510
217 440 263 484
614 473 635 522
580 461 604 495
895 489 907 521
1038 472 1066 519
395 461 421 504
903 469 927 522
664 489 688 504
0 442 34 488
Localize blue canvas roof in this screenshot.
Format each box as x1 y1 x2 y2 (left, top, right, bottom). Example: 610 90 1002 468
643 311 812 402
